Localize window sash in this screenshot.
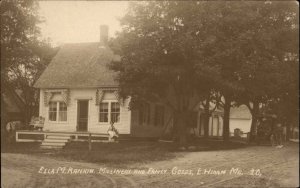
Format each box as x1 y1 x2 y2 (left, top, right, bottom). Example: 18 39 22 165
49 102 57 111
99 102 120 123
99 103 109 112
111 113 120 123
58 102 67 121
143 103 150 125
59 102 67 111
49 102 57 121
49 102 67 122
139 105 144 125
99 102 109 122
99 113 108 122
111 102 120 123
49 112 57 121
111 102 120 112
139 103 151 126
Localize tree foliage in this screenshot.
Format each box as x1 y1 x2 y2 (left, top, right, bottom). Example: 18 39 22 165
110 1 298 143
1 0 58 124
190 1 298 141
110 1 210 145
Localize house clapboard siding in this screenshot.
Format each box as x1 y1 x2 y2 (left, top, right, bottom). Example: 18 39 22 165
130 103 173 137
39 88 131 134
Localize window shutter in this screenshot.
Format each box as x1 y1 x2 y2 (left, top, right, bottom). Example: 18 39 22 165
44 91 54 106
113 90 123 105
61 90 70 105
44 89 69 106
96 89 104 105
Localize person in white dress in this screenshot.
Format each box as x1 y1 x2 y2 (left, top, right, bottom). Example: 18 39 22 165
107 121 119 141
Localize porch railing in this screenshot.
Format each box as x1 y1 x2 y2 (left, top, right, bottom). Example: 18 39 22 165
15 130 109 142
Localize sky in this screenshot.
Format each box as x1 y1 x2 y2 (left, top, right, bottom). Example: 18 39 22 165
38 1 128 46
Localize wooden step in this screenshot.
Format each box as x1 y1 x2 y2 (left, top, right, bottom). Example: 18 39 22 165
43 138 69 143
40 134 71 149
46 135 71 140
40 145 64 149
41 142 66 146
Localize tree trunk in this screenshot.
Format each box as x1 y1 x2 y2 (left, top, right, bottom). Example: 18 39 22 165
24 103 32 126
223 96 231 142
203 98 210 139
249 100 259 143
175 111 188 147
285 121 291 141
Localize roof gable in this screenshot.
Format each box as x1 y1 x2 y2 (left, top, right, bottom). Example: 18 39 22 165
34 42 120 88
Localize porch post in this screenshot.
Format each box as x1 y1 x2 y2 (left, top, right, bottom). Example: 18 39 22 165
15 131 18 142
88 133 92 151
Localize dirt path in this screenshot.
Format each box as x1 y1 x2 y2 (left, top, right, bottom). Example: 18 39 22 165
131 145 299 187
1 153 136 188
1 144 299 188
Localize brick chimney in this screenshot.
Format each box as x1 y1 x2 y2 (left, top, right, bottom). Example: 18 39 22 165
100 25 108 45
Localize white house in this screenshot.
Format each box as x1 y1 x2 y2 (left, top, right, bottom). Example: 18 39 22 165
34 26 173 138
34 26 252 140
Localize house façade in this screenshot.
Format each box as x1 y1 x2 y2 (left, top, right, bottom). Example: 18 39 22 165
34 25 252 139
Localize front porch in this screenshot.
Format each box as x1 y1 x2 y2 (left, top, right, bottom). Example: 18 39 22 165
16 130 110 142
15 130 114 149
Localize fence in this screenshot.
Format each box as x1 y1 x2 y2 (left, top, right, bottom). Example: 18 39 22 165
15 130 109 142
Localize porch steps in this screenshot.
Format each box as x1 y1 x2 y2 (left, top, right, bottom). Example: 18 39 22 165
46 135 71 140
40 145 65 149
42 139 69 143
40 135 71 149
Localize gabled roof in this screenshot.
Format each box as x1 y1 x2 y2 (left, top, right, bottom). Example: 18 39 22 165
34 42 120 89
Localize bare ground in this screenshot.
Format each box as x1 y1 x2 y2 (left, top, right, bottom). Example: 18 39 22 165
1 143 299 188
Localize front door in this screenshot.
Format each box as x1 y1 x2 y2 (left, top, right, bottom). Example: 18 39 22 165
77 100 89 131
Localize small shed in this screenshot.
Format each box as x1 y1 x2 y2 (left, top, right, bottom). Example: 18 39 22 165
1 87 25 124
229 105 252 136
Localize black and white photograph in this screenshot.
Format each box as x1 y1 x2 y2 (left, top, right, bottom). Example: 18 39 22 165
1 0 299 187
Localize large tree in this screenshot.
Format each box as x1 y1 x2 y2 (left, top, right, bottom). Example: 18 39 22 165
110 1 298 144
190 1 298 141
1 0 58 124
110 1 215 146
223 1 299 141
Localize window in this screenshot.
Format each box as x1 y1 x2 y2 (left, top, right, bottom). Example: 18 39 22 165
99 102 120 123
111 102 120 123
139 105 144 125
59 102 67 121
139 103 150 126
49 102 57 121
154 105 164 127
49 102 67 122
143 103 150 125
99 102 109 122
